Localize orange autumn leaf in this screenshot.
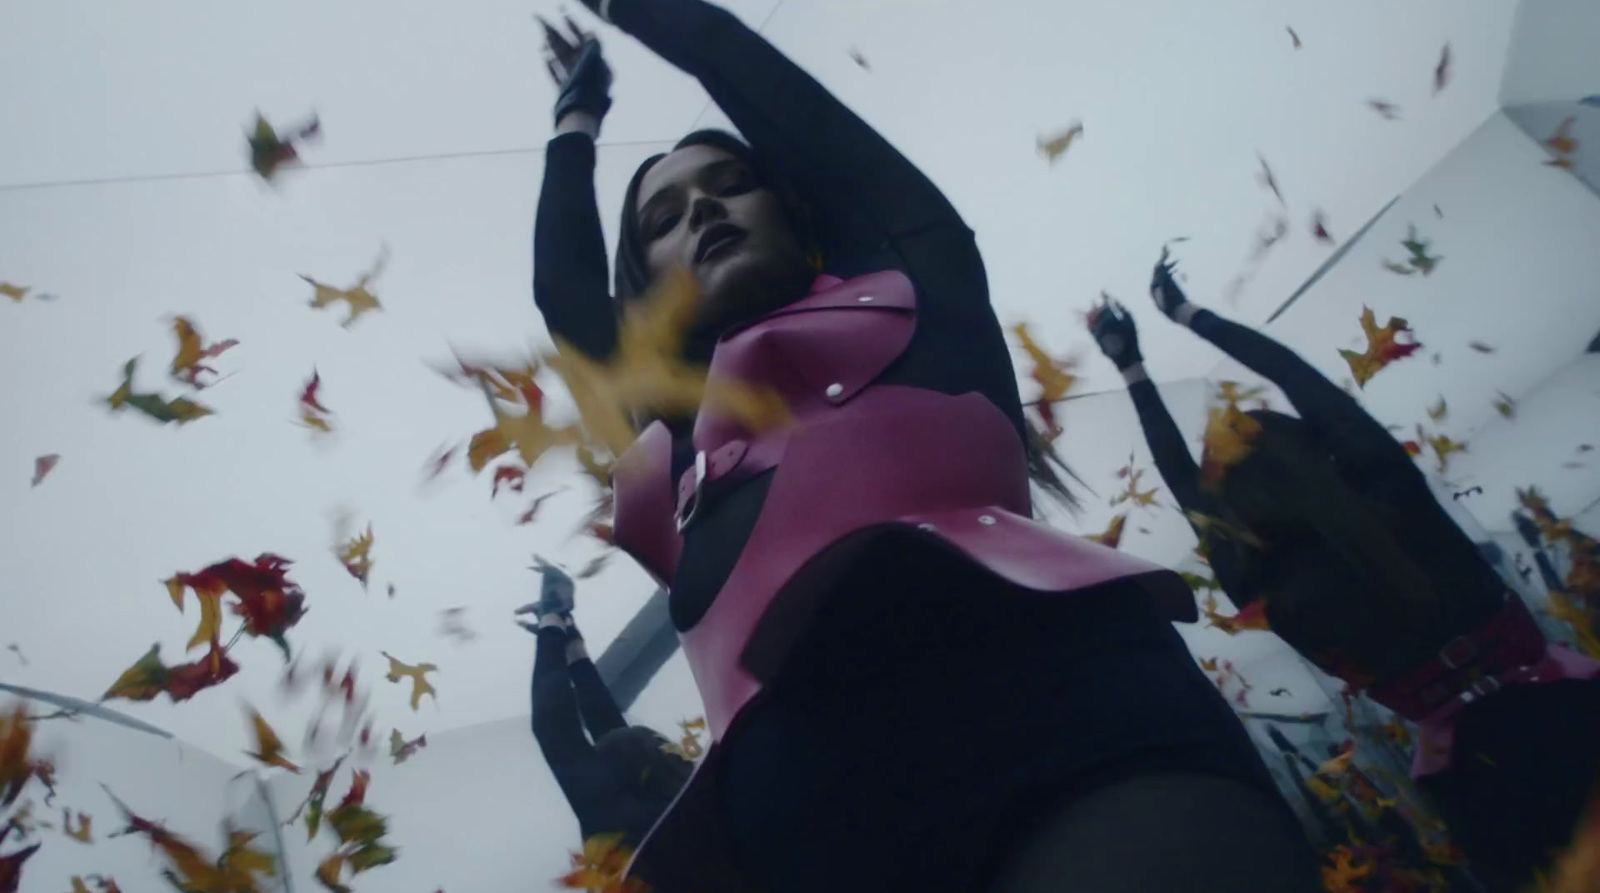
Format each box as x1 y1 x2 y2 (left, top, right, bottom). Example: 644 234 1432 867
102 788 277 893
1197 656 1220 672
1086 514 1128 549
244 708 300 773
102 643 241 704
1 704 55 809
559 833 650 893
1109 458 1160 509
1423 431 1468 473
302 246 387 328
1203 599 1270 635
1011 322 1082 438
30 455 59 488
466 379 581 473
1321 844 1375 893
380 652 438 711
335 524 374 589
1339 306 1423 388
1199 401 1263 490
546 267 788 457
169 317 239 389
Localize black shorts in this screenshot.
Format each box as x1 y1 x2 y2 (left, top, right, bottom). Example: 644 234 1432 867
715 535 1293 893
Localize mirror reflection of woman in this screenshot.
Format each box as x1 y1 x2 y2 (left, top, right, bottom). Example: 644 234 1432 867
1088 252 1600 891
533 5 1317 892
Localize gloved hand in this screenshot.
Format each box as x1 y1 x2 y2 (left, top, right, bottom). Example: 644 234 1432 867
530 555 577 617
1149 246 1196 322
539 14 613 129
1087 296 1143 370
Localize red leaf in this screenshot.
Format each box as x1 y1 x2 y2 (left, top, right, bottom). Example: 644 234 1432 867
29 455 59 488
491 465 527 499
338 771 370 811
1310 210 1334 245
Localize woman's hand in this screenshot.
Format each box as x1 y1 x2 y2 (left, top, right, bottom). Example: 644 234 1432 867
1087 296 1143 371
1150 247 1199 325
531 555 578 616
538 13 613 132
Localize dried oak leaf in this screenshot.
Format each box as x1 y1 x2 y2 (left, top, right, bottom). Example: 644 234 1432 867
1109 456 1160 509
1 704 54 808
559 833 649 893
389 729 427 765
299 370 334 433
575 552 613 580
491 465 528 498
62 809 93 843
102 644 241 704
380 652 438 711
169 317 238 389
1036 122 1084 165
335 525 374 589
0 283 30 303
106 358 214 425
1086 514 1128 550
1011 322 1081 439
1202 598 1270 635
103 787 277 893
30 455 59 488
1400 225 1444 275
660 717 707 761
244 708 301 773
1199 401 1264 490
314 852 351 893
1338 306 1422 388
1321 845 1375 893
1423 431 1468 473
302 245 386 328
167 554 308 660
1256 154 1285 206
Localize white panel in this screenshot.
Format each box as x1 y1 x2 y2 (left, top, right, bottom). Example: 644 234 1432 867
1206 112 1600 463
0 0 779 188
0 144 672 766
1499 0 1600 106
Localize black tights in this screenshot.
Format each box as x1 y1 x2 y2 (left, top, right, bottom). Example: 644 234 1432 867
989 773 1319 893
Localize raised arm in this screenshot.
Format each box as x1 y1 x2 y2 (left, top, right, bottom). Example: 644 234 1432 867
526 619 615 823
1148 250 1411 469
598 0 965 247
533 26 621 360
565 627 628 739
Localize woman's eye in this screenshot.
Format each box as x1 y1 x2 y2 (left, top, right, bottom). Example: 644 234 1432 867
651 214 680 239
719 174 754 196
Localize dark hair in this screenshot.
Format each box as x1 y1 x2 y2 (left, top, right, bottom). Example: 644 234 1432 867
1208 410 1444 672
614 129 819 303
594 725 695 844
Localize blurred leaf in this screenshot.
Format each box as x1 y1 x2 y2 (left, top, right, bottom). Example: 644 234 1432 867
1338 306 1422 388
380 654 437 711
169 317 238 389
243 709 300 773
302 245 386 328
29 455 59 488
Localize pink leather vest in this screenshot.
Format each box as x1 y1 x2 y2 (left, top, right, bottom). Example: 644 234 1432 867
611 270 1196 739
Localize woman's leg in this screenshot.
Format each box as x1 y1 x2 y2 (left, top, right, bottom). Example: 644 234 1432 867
989 772 1320 893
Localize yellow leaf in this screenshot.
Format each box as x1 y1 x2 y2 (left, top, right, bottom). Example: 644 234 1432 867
1339 306 1423 388
62 809 93 843
1010 322 1081 404
1424 433 1468 473
1036 121 1084 164
1086 514 1128 549
302 246 387 328
381 652 439 711
1 282 30 302
1199 402 1263 489
244 708 301 774
335 524 375 588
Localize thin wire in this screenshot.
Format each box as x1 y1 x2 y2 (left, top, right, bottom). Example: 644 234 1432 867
0 137 677 194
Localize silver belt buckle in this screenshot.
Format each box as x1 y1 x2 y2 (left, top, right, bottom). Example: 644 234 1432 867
677 450 708 533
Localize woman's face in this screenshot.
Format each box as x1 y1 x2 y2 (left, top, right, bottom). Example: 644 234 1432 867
636 144 810 324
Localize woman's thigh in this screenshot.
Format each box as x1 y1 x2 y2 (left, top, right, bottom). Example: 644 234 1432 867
988 772 1320 893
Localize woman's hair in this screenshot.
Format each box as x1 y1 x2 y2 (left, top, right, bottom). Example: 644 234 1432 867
1209 410 1442 664
595 725 695 843
614 129 819 303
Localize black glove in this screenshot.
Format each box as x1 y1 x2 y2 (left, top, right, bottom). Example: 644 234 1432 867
1150 246 1195 321
1088 296 1143 370
540 14 613 129
530 555 577 616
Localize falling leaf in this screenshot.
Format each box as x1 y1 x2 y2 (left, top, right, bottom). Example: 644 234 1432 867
1202 598 1270 635
1198 656 1219 672
660 717 707 761
1468 341 1495 354
105 358 214 425
1338 306 1423 388
102 787 279 893
575 552 614 580
283 758 345 841
1011 322 1081 439
30 455 59 488
302 245 387 328
847 46 870 70
1378 718 1412 747
169 317 239 389
315 852 352 893
516 490 564 526
6 645 24 666
1 704 56 809
1433 43 1452 94
1310 210 1334 245
1547 117 1579 160
389 729 427 765
1286 25 1301 49
249 112 321 182
299 369 334 433
421 444 459 482
1400 225 1443 275
165 554 309 660
492 465 528 498
244 709 301 773
1426 396 1448 422
380 652 438 711
437 608 476 645
1424 431 1468 473
0 826 41 893
1493 391 1516 419
1367 99 1402 120
1 283 30 302
335 524 374 589
1248 215 1290 262
559 834 649 893
1200 401 1264 490
1256 154 1285 206
62 809 93 843
1036 121 1084 165
1381 259 1417 277
1086 514 1128 550
102 643 241 704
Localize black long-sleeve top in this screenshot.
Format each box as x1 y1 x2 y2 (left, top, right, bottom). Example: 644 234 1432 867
530 626 652 842
1127 309 1505 680
533 0 1023 630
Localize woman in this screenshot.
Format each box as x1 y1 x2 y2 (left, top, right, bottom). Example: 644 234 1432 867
517 562 694 848
532 6 1317 892
1086 253 1600 890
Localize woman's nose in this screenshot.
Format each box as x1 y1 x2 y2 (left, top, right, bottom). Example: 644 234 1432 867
688 195 727 231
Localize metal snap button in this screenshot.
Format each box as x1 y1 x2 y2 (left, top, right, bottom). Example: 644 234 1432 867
825 383 844 398
978 514 997 526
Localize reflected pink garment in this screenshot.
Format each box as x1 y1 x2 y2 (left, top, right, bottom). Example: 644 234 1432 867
611 271 1197 892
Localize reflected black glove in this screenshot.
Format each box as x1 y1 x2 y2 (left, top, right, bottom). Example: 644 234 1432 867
540 15 613 129
1150 246 1196 322
1088 297 1143 371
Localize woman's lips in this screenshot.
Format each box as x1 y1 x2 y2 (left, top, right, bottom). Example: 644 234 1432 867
695 225 748 264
